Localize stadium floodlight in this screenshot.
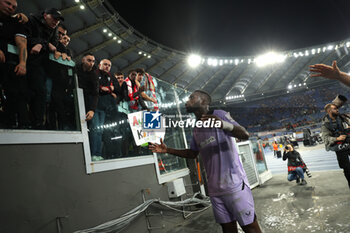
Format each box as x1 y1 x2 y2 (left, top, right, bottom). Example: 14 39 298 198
212 59 218 67
108 33 112 37
224 59 228 64
294 84 297 87
219 60 223 66
299 83 302 87
303 83 306 85
117 40 122 44
113 36 117 40
187 54 202 68
147 55 151 58
79 5 85 10
103 29 107 33
288 85 292 89
255 52 286 67
327 45 334 50
248 58 251 64
229 60 233 64
234 59 239 65
317 48 321 53
311 49 316 54
75 0 80 2
293 53 298 58
347 42 350 48
207 58 212 66
138 51 142 54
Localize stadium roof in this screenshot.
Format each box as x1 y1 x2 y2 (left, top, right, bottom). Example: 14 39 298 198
19 0 350 104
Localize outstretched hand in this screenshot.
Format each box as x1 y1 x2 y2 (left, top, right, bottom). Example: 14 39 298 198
309 60 341 80
149 138 167 153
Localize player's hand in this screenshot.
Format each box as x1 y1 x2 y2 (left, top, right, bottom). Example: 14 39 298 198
85 111 94 121
149 138 167 153
309 60 340 80
201 114 223 127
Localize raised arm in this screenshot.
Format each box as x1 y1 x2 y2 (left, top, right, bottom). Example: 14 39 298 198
201 114 249 140
282 150 288 161
309 60 350 87
149 139 199 159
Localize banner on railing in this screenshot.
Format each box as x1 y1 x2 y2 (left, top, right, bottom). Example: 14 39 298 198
128 111 165 146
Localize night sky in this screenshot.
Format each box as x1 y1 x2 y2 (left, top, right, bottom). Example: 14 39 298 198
112 0 350 57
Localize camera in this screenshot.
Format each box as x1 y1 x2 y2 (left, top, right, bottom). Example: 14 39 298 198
332 94 347 108
305 168 312 178
285 146 289 150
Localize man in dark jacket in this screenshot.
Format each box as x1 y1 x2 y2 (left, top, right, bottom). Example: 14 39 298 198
113 71 128 104
89 58 116 159
283 144 307 185
0 0 29 128
25 8 63 128
47 33 74 130
76 53 99 121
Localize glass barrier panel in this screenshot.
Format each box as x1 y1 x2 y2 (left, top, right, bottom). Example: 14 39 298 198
152 79 188 174
89 73 188 176
251 139 268 174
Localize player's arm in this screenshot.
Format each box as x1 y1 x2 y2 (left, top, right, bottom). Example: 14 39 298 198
149 139 199 159
201 114 249 140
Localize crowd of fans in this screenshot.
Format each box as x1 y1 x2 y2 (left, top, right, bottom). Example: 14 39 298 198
228 83 350 132
0 3 161 159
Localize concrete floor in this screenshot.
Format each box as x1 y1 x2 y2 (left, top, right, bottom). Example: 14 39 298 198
168 170 350 233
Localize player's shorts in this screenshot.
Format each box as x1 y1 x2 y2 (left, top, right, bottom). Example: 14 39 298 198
210 183 255 226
